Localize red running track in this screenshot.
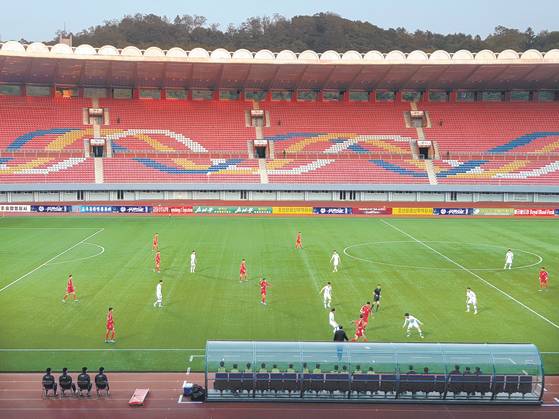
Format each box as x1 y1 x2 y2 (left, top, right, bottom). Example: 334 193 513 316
0 373 558 419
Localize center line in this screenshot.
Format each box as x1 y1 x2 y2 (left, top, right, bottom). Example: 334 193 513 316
380 219 559 330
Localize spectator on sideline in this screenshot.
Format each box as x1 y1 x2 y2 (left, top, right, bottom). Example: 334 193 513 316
77 367 92 396
42 368 57 396
59 367 76 396
95 367 110 396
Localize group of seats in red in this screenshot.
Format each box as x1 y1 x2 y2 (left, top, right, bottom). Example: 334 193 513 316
0 96 558 185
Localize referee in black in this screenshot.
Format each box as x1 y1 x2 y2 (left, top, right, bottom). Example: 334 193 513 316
333 325 349 342
333 325 349 361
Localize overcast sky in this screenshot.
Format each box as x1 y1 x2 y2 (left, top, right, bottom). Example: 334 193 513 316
1 0 557 42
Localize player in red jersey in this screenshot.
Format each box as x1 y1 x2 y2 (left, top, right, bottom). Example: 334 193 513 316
259 277 270 305
152 233 159 251
295 232 302 249
154 251 161 273
351 314 368 342
539 267 549 291
62 274 78 302
105 307 116 343
360 302 372 326
239 259 247 282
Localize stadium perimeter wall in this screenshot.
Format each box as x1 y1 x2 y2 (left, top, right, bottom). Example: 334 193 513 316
1 189 559 205
1 200 558 218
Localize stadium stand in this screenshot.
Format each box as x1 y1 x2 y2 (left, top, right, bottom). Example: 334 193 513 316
1 94 558 186
264 102 416 155
0 155 95 183
103 157 261 183
99 99 254 152
422 102 559 155
266 158 429 184
0 96 90 151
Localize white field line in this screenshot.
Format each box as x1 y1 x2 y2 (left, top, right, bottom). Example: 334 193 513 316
0 348 204 352
0 227 102 230
0 228 104 295
380 219 559 330
46 243 105 266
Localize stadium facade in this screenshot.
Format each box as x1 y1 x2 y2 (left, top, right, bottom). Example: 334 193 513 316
0 41 558 204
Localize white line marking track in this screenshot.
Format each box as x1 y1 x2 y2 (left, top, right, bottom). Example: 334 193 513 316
380 219 559 330
0 229 104 295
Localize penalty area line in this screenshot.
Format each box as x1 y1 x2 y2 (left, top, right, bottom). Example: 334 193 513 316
0 228 104 295
379 219 559 330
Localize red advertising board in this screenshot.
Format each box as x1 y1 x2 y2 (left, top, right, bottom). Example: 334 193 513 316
513 208 555 217
152 206 193 215
353 207 392 215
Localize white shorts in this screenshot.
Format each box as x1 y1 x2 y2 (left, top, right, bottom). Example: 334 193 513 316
467 299 477 305
407 323 421 330
329 320 339 330
323 294 331 302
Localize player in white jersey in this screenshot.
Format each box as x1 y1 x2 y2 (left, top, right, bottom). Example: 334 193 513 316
330 251 340 272
190 250 197 273
466 287 478 314
153 280 163 308
329 308 339 332
403 313 424 338
504 249 513 270
319 282 333 308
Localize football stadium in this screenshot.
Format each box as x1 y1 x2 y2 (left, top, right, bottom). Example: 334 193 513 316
0 5 558 419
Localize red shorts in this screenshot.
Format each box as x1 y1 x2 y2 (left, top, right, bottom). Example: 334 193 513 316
540 279 548 285
67 287 74 293
240 270 246 275
355 329 364 337
156 262 160 267
261 290 267 296
106 324 114 331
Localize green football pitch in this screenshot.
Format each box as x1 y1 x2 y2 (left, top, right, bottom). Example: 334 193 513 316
0 216 557 373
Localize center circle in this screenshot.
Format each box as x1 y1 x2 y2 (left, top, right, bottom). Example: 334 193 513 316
343 240 543 271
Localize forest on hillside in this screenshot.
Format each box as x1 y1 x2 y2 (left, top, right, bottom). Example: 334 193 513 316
43 13 559 53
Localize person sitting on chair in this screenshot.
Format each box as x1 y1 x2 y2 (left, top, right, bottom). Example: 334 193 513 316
312 364 322 374
95 367 110 396
77 367 92 396
217 361 226 372
286 364 295 373
258 363 267 373
42 368 57 397
59 367 76 396
271 364 280 373
244 363 252 373
230 363 239 373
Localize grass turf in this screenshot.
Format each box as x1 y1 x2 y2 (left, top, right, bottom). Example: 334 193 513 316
0 216 557 373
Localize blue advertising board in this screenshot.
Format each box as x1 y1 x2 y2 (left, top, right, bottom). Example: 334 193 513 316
313 207 353 215
78 205 152 213
31 205 71 213
79 205 114 213
433 208 472 216
115 206 152 213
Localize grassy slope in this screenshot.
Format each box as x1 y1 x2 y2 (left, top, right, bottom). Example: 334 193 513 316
0 216 557 372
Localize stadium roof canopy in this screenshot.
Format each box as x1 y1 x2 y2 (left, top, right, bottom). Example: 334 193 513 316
1 41 559 90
